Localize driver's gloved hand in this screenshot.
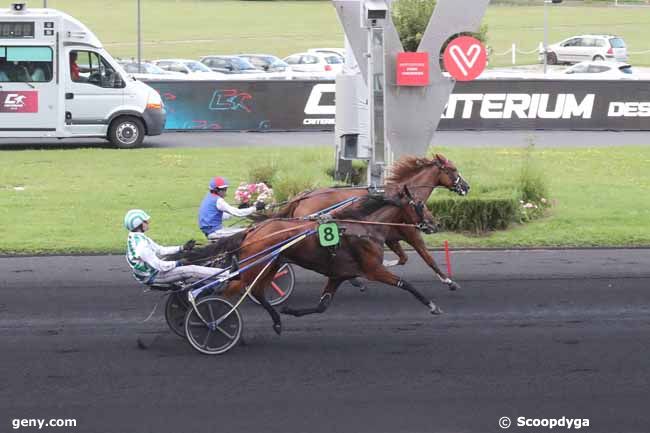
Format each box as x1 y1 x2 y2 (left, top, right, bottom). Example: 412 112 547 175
255 201 266 211
182 239 196 252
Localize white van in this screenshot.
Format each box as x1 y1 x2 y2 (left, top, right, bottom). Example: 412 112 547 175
0 3 165 148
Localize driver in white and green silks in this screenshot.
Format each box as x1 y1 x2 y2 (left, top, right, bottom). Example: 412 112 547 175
124 209 230 286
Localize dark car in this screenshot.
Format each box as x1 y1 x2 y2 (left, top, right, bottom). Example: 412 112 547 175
237 54 290 73
199 55 260 74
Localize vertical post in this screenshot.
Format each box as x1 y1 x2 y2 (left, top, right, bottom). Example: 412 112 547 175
543 0 548 74
137 0 142 73
512 42 516 65
43 0 48 7
367 26 387 186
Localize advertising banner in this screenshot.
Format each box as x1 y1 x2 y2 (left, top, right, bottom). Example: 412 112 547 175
147 80 650 132
146 80 335 131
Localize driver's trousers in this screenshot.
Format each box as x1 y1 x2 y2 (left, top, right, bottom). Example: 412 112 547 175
151 265 228 285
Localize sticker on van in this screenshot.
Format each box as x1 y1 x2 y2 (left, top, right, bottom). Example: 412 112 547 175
0 91 38 113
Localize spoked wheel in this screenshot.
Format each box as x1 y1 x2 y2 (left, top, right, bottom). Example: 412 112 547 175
165 292 190 338
184 296 242 355
247 263 295 306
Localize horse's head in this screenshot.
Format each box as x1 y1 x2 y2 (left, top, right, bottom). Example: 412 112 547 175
387 154 470 199
432 154 470 196
397 185 439 234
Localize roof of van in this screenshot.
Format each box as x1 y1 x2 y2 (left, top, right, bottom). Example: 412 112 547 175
0 5 103 48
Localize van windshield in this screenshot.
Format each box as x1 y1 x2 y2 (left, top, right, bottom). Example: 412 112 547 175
0 46 53 82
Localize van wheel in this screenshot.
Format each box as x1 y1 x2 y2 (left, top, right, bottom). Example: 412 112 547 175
109 116 144 149
546 52 558 65
593 55 604 61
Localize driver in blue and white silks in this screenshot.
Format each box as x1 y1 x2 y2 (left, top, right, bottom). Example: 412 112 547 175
198 176 265 240
124 209 230 286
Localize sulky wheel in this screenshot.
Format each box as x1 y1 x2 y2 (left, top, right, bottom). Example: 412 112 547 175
184 296 242 355
165 291 190 338
247 263 295 306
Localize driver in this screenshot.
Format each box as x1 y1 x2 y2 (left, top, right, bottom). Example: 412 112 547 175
124 209 230 286
198 176 265 240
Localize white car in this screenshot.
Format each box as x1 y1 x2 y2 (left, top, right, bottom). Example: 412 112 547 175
558 61 637 79
117 61 186 80
283 52 344 77
541 35 627 65
151 59 226 79
307 48 346 62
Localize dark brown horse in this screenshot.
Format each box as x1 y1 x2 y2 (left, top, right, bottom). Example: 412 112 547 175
259 153 469 291
188 185 442 335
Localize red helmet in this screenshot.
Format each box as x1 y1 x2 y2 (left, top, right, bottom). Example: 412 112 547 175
209 176 229 190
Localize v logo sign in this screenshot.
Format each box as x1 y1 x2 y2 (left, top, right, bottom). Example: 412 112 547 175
443 36 487 81
449 44 481 77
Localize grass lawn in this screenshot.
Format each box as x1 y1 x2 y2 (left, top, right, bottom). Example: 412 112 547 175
2 145 649 254
41 1 650 67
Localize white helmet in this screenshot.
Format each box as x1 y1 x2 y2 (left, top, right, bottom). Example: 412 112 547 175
124 209 150 231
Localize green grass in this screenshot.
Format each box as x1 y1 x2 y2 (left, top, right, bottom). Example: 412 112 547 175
40 1 650 67
2 146 650 254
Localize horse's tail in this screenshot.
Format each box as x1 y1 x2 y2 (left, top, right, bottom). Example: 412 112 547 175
181 231 248 263
270 200 299 219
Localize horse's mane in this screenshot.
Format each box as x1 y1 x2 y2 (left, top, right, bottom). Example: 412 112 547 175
386 154 452 184
334 193 396 220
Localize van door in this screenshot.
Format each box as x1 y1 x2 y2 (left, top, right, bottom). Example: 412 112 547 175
64 49 124 135
0 45 58 135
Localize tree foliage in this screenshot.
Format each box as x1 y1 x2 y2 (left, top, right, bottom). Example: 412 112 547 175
391 0 488 53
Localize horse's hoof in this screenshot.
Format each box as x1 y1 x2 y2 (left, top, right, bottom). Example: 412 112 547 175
273 323 282 335
448 281 461 291
429 302 443 315
349 277 367 292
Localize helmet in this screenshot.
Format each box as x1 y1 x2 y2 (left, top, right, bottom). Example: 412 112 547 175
124 209 150 231
209 176 229 190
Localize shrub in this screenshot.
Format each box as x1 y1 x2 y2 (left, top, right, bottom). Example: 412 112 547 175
272 172 319 202
247 160 278 187
429 197 517 234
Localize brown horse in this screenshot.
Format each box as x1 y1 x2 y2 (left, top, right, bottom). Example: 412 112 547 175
259 153 469 291
188 185 442 335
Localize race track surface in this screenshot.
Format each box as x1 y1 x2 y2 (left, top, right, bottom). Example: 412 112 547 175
1 130 649 150
1 249 649 433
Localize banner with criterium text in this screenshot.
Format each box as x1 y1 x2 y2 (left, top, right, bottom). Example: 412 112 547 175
145 79 650 132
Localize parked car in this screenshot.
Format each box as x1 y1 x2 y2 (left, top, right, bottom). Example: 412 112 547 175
558 61 637 79
236 54 293 79
117 60 186 80
283 52 344 76
307 47 346 62
199 55 262 75
152 59 225 79
540 35 628 65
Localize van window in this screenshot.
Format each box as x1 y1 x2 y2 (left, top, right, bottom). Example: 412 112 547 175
71 50 124 88
0 46 53 82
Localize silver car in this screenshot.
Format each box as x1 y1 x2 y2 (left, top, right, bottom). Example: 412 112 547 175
541 35 627 65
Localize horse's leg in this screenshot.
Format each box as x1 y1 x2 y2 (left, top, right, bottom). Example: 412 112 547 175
249 261 284 335
364 262 443 315
401 227 461 291
385 239 408 266
281 278 343 317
